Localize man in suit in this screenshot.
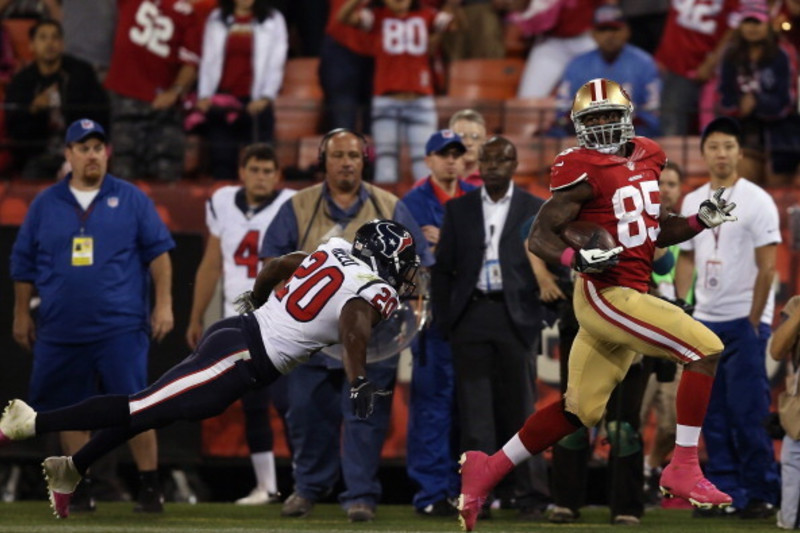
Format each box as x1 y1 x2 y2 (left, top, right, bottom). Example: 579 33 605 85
431 136 548 521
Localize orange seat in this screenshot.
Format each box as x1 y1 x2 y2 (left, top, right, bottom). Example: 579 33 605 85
505 134 566 186
434 96 503 133
658 136 706 177
279 58 323 100
503 97 558 137
274 96 324 169
297 135 324 170
447 59 525 100
2 18 36 64
0 196 29 225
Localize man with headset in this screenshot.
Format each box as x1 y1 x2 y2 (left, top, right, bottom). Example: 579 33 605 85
259 128 433 522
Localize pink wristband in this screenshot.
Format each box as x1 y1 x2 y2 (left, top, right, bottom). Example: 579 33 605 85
560 247 576 267
687 214 705 232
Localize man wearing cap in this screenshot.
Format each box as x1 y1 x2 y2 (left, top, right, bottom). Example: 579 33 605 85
552 4 661 138
432 136 550 521
10 118 175 514
675 116 781 518
401 130 475 516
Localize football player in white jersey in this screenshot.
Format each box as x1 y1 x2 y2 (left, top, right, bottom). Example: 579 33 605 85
186 143 295 505
0 220 420 520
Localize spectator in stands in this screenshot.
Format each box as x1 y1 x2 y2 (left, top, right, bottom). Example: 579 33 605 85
61 0 116 80
775 0 800 55
401 130 475 517
655 0 739 135
441 0 504 60
5 19 108 179
551 4 661 138
186 143 294 505
319 0 374 132
448 109 486 186
258 129 433 522
338 0 459 184
10 119 174 514
0 0 60 18
512 0 600 98
718 0 800 185
619 0 668 55
676 116 781 519
432 136 550 522
196 0 288 181
104 0 202 181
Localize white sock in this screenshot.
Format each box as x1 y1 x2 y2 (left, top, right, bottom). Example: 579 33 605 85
250 451 277 493
501 434 531 466
675 424 701 447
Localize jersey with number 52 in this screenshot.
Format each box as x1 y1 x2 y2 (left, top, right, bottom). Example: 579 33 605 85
550 136 667 292
253 237 399 373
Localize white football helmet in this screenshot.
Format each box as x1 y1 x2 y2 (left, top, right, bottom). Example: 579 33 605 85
571 78 635 154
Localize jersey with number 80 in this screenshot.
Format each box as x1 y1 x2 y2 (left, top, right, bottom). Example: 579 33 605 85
550 137 666 292
253 237 399 373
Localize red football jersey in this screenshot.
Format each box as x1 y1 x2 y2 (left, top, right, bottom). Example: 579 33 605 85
655 0 738 77
369 7 440 96
551 0 599 38
550 137 667 292
105 0 202 102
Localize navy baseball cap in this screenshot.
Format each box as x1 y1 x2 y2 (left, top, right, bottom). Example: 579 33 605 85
65 118 106 144
425 129 466 155
593 4 626 28
700 116 742 149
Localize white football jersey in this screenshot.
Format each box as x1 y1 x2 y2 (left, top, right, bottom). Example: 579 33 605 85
206 186 295 317
253 237 400 373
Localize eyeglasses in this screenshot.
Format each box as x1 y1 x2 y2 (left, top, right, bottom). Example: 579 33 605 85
454 132 485 141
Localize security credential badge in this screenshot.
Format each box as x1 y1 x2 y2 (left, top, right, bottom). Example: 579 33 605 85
72 235 94 266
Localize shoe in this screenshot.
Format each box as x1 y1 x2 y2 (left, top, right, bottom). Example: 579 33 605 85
643 466 663 506
0 399 36 445
692 505 738 518
659 449 732 509
458 451 505 531
281 492 314 517
613 514 641 525
548 506 580 523
517 505 545 521
42 456 82 519
68 477 96 514
134 486 164 513
346 503 375 522
235 488 281 505
417 498 457 517
740 500 775 519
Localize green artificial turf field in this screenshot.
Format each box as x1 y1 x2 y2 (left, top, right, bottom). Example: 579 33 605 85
0 502 782 533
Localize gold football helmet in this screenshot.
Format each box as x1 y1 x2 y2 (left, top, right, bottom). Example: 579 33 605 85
571 78 635 153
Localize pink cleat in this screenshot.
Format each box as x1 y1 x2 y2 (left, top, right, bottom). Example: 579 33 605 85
659 447 732 509
42 456 82 519
458 451 509 531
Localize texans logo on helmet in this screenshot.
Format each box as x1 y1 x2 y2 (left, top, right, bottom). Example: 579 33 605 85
375 221 412 256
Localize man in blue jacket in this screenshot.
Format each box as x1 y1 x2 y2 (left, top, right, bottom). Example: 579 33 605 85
11 118 175 513
401 130 476 516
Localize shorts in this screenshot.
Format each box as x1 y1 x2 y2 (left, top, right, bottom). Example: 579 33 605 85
29 330 149 411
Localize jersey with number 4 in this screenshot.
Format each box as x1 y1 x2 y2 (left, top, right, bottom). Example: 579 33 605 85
550 137 666 293
105 0 202 102
207 186 295 318
253 237 399 373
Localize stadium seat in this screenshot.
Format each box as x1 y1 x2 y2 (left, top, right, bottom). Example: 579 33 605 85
2 18 36 64
274 96 324 169
434 96 503 133
505 134 566 186
658 136 706 178
503 97 557 137
447 58 525 100
297 135 324 170
279 58 323 100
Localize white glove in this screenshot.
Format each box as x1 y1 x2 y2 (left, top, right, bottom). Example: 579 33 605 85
233 290 258 314
573 246 624 274
697 187 738 228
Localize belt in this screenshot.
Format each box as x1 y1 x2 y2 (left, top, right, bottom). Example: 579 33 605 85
471 290 504 302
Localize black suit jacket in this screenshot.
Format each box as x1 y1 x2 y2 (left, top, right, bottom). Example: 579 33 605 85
432 186 546 347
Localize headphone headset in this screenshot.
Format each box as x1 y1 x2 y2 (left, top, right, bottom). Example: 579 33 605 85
317 128 370 168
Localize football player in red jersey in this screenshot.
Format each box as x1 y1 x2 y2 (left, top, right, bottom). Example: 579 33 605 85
456 78 738 531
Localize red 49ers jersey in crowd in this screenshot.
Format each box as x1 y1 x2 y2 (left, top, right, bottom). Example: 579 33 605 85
655 0 739 77
105 0 202 102
368 7 448 96
550 137 667 293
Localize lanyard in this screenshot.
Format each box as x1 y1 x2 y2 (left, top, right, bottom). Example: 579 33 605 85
74 204 95 235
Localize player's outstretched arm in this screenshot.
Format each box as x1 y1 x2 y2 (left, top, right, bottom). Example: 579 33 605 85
250 252 308 308
528 182 591 265
657 187 738 247
339 298 384 419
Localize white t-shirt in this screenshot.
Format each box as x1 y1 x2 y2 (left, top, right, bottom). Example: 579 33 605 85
206 186 295 317
679 178 781 323
253 238 399 373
